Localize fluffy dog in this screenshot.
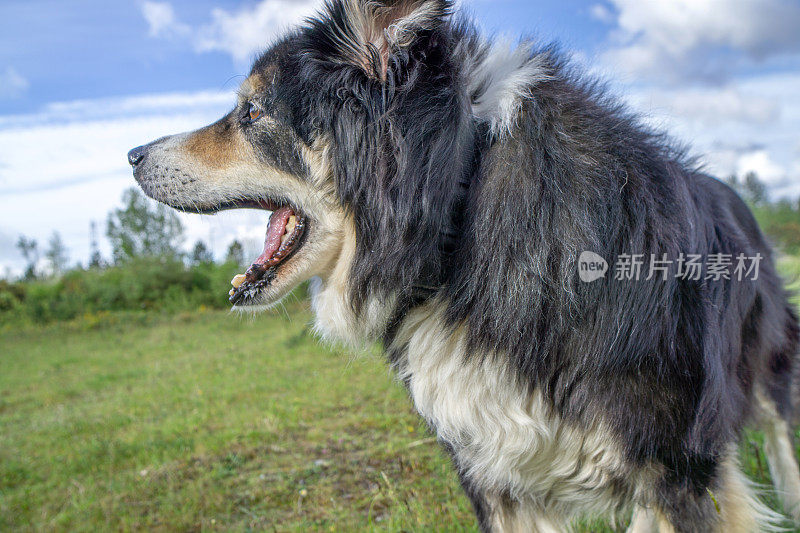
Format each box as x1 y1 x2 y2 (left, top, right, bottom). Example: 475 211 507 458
128 1 800 530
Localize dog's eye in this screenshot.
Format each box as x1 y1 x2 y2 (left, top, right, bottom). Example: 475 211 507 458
246 103 263 123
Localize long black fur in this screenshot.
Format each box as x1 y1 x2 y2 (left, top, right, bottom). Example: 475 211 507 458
149 1 800 529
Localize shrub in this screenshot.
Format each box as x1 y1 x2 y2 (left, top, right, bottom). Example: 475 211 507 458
0 258 243 325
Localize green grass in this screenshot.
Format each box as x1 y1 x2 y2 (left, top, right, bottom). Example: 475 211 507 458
2 278 800 532
0 301 476 532
779 254 800 297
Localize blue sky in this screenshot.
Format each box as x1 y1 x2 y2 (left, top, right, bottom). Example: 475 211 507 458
1 0 799 275
0 0 607 112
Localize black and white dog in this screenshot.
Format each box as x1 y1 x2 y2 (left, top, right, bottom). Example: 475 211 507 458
128 1 800 530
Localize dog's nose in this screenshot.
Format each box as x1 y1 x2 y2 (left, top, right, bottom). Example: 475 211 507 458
127 145 148 167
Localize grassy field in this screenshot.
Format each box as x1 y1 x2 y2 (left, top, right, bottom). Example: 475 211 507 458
2 268 800 532
780 254 800 293
0 299 482 532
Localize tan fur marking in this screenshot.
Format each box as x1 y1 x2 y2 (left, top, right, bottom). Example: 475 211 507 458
714 456 762 532
757 390 800 524
237 70 274 103
183 120 244 169
238 75 256 101
651 452 782 532
242 67 276 98
763 418 800 521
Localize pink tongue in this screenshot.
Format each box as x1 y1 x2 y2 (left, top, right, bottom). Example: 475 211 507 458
254 206 293 265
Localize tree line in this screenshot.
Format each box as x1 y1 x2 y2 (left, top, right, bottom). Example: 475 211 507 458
1 188 251 324
725 172 800 254
14 188 247 282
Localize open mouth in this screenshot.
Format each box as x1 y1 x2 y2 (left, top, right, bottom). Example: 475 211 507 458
228 204 307 306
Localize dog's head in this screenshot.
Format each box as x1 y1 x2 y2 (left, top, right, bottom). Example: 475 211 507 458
129 0 476 340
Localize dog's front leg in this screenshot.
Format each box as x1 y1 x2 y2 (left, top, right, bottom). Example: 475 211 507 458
445 442 565 532
627 505 656 533
484 492 564 533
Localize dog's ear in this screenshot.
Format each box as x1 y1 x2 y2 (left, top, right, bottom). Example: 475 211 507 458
315 0 451 78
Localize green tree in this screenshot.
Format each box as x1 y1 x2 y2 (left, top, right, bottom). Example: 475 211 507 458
16 235 39 280
225 239 245 266
743 171 767 205
89 221 104 269
45 231 69 276
106 188 184 263
191 240 214 264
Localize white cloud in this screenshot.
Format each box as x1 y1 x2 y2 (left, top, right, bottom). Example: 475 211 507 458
0 66 29 99
0 90 234 129
140 0 318 64
598 0 800 83
589 4 614 24
0 90 270 274
629 86 779 126
195 1 318 62
141 1 190 39
620 70 800 197
590 0 800 200
736 150 786 185
0 91 235 194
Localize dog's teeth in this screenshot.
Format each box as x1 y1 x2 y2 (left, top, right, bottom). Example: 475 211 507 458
231 274 247 288
280 216 297 247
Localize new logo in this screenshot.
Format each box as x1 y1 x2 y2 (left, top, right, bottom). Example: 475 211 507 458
578 251 608 283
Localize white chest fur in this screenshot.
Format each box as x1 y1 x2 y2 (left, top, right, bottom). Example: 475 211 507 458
391 303 633 520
